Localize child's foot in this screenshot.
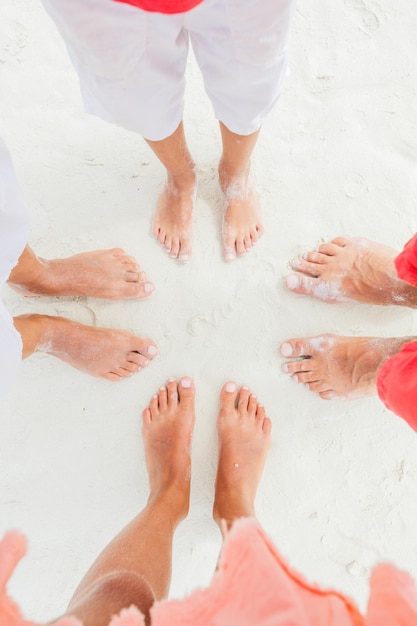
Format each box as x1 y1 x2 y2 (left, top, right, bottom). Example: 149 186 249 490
213 382 271 529
285 236 417 307
280 334 415 400
13 314 158 381
152 170 196 263
8 246 154 300
219 165 263 262
142 377 195 519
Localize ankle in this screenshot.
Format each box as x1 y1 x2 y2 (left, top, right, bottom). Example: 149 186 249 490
147 484 190 523
13 314 49 358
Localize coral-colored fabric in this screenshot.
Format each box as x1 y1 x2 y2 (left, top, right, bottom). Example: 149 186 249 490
112 0 203 14
2 521 417 626
377 340 417 430
394 233 417 287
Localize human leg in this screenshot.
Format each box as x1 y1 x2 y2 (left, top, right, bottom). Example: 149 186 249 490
13 314 158 381
284 236 417 307
213 381 272 531
56 377 195 626
189 0 294 260
148 122 196 263
218 124 263 261
377 341 417 430
8 245 154 300
280 334 416 400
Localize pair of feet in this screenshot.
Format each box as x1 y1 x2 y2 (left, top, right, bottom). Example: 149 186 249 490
143 378 271 529
280 236 417 400
152 164 263 263
8 246 158 381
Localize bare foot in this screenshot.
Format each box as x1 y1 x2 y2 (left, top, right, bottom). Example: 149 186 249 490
219 166 263 262
284 236 417 307
213 382 272 530
142 377 195 519
13 314 158 381
152 170 196 263
280 334 415 400
7 245 155 300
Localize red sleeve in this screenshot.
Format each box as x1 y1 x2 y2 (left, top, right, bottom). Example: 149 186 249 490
112 0 204 13
394 233 417 287
377 340 417 431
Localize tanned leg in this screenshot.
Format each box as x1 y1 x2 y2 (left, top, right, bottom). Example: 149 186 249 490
13 314 158 381
218 124 263 262
280 334 417 400
8 245 154 300
213 382 271 533
55 377 195 626
148 122 196 263
284 236 417 307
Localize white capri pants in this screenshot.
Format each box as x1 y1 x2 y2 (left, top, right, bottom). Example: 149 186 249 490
42 0 295 141
0 140 31 400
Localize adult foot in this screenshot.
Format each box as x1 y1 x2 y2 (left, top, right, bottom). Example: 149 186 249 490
213 382 271 529
152 170 196 263
219 165 263 262
142 377 195 519
8 245 155 300
13 314 158 381
280 334 415 400
284 236 417 306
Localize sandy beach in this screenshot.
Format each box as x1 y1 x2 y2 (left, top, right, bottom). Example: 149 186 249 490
1 0 417 621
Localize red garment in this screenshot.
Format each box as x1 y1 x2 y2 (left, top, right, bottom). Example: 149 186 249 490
394 233 417 288
376 233 417 428
112 0 204 14
377 341 417 430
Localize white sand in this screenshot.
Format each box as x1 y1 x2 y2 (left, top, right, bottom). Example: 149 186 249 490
1 0 417 621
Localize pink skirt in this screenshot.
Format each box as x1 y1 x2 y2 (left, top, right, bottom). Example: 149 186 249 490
2 520 417 626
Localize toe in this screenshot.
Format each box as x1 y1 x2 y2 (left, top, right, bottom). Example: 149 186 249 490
282 359 312 374
223 238 237 262
235 238 246 256
262 416 272 435
293 371 320 384
158 385 168 410
248 394 258 417
150 394 159 418
164 236 172 254
237 386 251 414
178 238 192 263
128 353 149 369
142 407 152 425
291 258 322 277
244 236 252 251
331 236 351 247
133 340 158 360
104 372 122 382
166 378 179 407
169 238 180 259
111 248 126 257
255 403 265 422
123 361 141 373
280 339 311 358
178 377 195 412
284 273 318 297
319 390 337 400
307 381 331 393
219 381 238 414
317 242 340 255
303 251 329 264
124 282 155 299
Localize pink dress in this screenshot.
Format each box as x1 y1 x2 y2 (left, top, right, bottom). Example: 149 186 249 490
2 519 417 626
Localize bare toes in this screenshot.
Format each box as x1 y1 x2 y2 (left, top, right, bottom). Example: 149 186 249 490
291 258 322 277
219 381 238 414
284 273 317 296
248 394 258 417
149 394 159 418
158 385 168 410
237 386 251 414
262 416 272 434
166 378 178 407
280 339 310 359
177 377 195 411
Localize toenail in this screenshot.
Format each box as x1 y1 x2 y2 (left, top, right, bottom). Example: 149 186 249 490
242 385 249 390
250 394 257 399
285 274 299 289
282 363 289 373
181 377 191 388
180 254 189 262
159 386 166 391
225 252 235 262
225 382 236 393
280 342 293 357
293 374 298 383
143 359 150 367
144 283 154 293
302 253 309 260
148 345 158 356
167 377 175 382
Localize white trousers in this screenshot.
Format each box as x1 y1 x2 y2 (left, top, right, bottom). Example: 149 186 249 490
42 0 295 140
0 140 31 400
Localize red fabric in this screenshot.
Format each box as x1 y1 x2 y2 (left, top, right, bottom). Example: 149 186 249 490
377 340 417 430
112 0 204 14
394 233 417 287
